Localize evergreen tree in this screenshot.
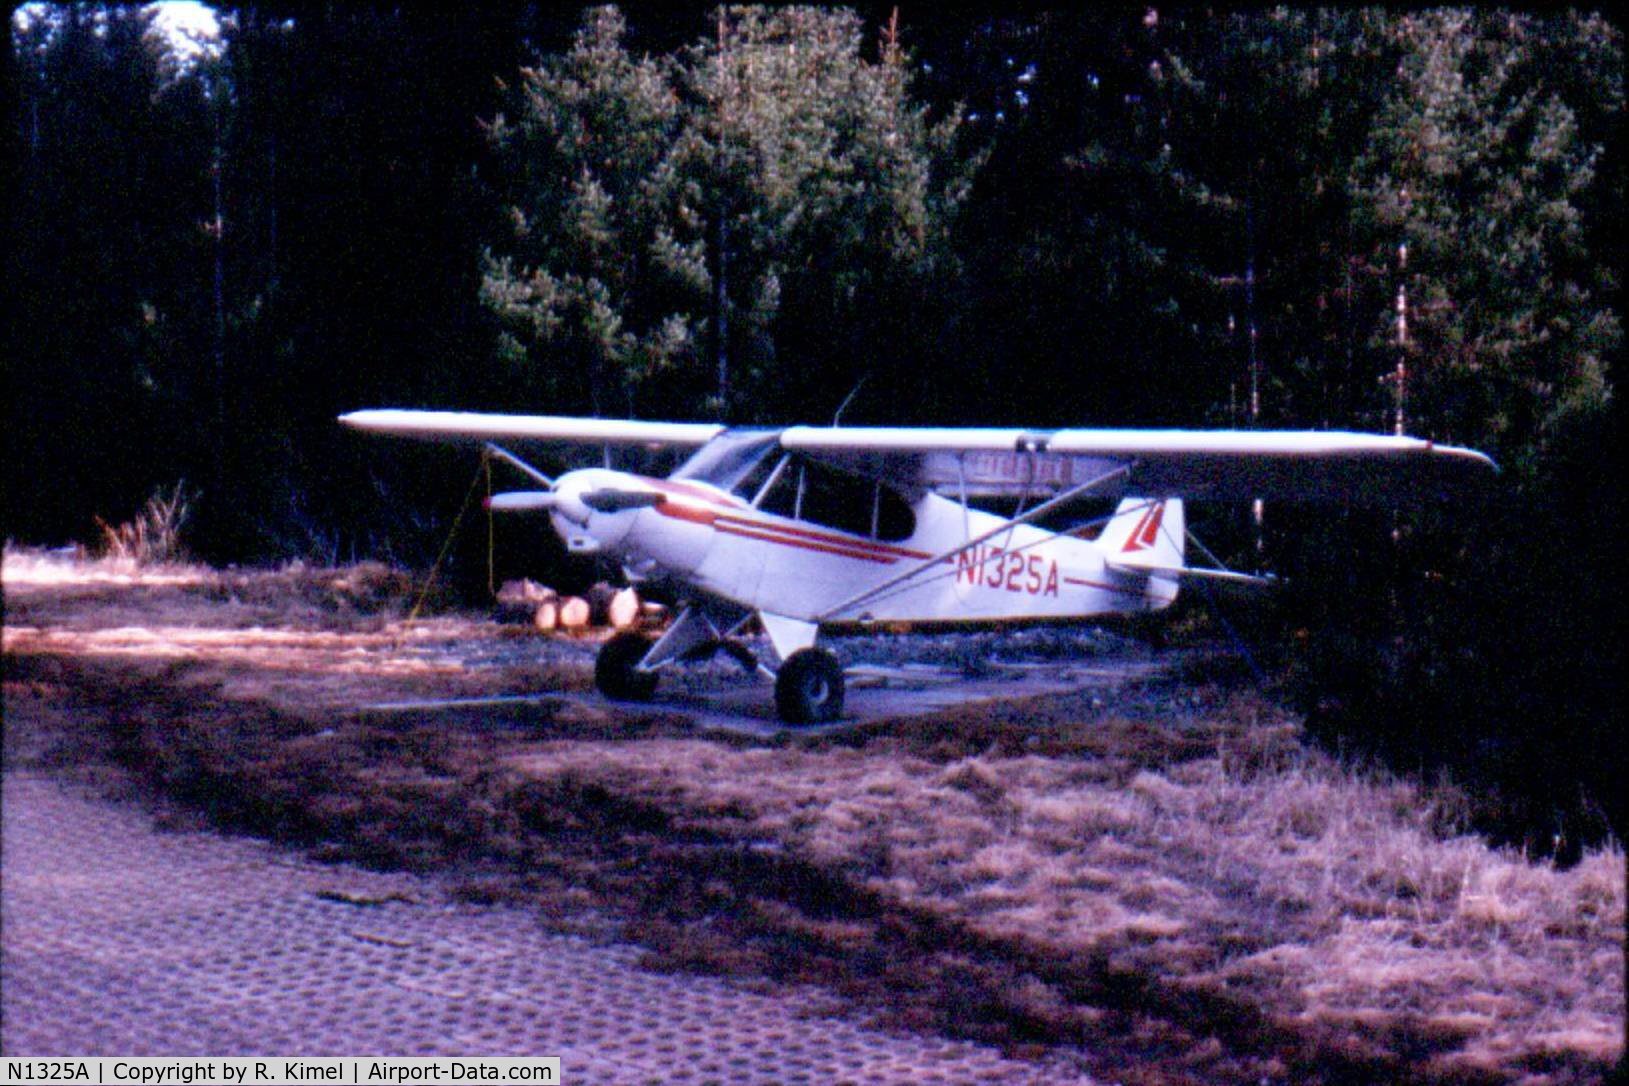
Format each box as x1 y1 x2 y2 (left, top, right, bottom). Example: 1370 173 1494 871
199 6 531 560
8 6 217 544
1350 10 1619 468
481 5 970 422
481 7 688 419
1286 10 1624 851
933 10 1205 427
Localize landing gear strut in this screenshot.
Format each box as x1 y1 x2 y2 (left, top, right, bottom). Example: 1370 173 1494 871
774 647 845 724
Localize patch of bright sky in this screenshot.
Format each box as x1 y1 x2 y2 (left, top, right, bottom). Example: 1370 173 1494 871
151 1 223 59
13 2 224 64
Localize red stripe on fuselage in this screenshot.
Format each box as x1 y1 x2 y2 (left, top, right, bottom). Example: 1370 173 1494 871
648 478 749 508
654 501 718 526
715 522 897 564
643 475 936 563
650 497 910 566
714 514 931 561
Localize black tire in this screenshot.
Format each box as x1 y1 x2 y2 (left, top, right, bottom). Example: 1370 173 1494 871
595 632 658 701
774 648 845 724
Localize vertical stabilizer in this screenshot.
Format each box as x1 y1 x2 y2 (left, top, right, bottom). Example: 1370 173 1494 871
1100 498 1183 564
1098 497 1184 608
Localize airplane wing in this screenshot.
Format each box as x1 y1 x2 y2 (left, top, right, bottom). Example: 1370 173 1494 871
779 426 1496 503
338 409 723 448
340 410 1496 502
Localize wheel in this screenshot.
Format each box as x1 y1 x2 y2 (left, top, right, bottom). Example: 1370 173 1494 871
595 632 658 701
774 648 845 724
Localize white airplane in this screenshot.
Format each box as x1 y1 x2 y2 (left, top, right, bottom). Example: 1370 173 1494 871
340 409 1495 723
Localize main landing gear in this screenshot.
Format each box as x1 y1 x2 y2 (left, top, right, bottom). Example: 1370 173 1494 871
774 647 845 724
591 619 845 725
594 631 658 701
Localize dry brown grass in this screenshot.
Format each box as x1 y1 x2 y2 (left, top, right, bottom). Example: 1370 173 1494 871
4 549 1622 1085
501 725 1622 1081
92 483 193 564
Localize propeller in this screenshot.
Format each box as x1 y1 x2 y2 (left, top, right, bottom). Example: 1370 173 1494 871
484 484 661 523
581 488 663 513
484 490 560 512
479 436 664 563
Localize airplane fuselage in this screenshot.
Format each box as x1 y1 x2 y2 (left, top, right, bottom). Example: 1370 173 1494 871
548 468 1176 626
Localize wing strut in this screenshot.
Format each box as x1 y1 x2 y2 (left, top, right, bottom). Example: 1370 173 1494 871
817 463 1131 622
483 442 554 488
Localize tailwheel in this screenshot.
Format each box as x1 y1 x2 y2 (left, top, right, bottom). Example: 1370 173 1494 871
595 632 658 701
774 648 845 725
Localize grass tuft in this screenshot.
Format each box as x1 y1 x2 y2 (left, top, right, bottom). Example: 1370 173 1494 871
94 482 192 565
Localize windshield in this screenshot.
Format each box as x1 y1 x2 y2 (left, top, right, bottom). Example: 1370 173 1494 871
670 430 782 494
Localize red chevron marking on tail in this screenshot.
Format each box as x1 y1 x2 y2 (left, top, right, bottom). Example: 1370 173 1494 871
1121 502 1166 553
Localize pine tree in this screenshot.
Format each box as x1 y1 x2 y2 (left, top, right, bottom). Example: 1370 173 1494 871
1350 10 1619 468
481 5 970 422
7 6 217 543
482 6 687 418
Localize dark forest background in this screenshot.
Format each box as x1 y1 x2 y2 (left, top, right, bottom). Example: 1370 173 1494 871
4 5 1623 855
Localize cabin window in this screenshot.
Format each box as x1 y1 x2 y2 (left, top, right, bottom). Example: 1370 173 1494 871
870 478 917 541
756 456 915 541
755 459 801 518
750 455 793 509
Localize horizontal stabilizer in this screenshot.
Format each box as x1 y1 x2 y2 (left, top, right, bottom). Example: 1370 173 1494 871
1106 560 1276 589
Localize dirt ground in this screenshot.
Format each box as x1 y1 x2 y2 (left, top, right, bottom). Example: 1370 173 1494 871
3 550 1623 1085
